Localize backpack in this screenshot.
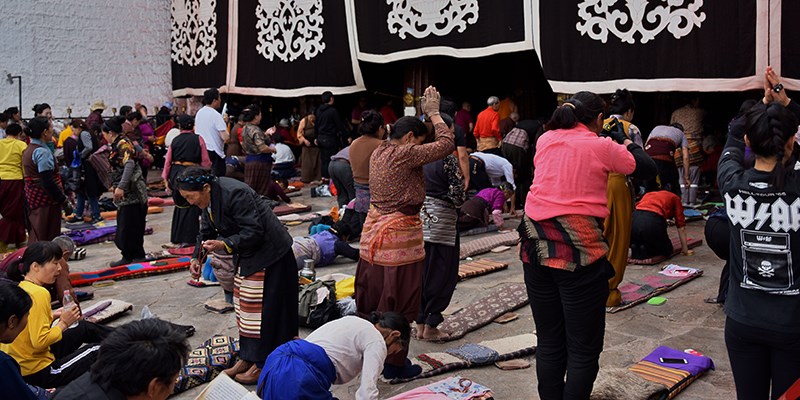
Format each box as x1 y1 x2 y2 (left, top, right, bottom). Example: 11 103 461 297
297 280 340 328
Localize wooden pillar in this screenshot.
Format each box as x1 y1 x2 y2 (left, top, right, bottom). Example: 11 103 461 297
402 61 429 117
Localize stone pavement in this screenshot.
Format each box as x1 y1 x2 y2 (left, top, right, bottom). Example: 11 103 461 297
66 181 735 399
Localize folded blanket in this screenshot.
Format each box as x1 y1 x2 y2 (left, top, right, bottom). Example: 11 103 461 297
387 376 494 399
390 333 536 384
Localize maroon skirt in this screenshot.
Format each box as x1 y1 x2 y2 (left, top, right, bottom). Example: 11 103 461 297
0 180 26 244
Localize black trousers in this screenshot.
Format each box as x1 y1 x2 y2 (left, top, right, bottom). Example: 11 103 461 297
524 255 614 400
319 146 338 179
328 159 355 207
726 317 800 400
115 203 146 260
502 143 532 207
416 238 460 327
24 321 112 388
629 210 672 259
705 216 731 303
208 150 226 177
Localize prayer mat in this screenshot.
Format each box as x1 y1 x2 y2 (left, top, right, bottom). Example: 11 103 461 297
148 197 165 206
174 335 240 394
457 258 508 281
187 278 220 287
69 257 191 287
627 346 714 400
627 237 703 265
82 299 134 324
440 283 529 341
459 232 520 259
162 198 175 206
64 219 116 230
388 333 537 384
65 226 153 246
273 202 312 216
100 206 164 220
683 209 704 223
606 265 703 313
387 376 495 399
147 181 166 190
460 224 499 237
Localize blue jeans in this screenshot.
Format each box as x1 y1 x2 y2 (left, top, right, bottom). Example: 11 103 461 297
75 192 100 219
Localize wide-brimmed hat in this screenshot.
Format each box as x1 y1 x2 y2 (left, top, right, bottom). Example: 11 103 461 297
90 100 107 111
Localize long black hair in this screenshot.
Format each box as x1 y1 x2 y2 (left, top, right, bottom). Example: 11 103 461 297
358 110 384 137
369 311 411 343
0 282 32 328
545 91 605 131
609 88 635 116
745 102 799 189
7 241 63 282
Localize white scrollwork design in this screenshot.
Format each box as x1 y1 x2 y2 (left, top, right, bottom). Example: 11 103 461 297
386 0 479 40
256 0 326 63
171 0 218 66
576 0 706 44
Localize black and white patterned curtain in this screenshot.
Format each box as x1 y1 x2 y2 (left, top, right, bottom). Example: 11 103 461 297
351 0 534 63
171 0 230 96
534 0 766 93
228 0 364 96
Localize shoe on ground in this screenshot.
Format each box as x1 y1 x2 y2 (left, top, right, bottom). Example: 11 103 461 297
66 216 83 223
223 359 253 378
109 258 132 267
234 364 262 385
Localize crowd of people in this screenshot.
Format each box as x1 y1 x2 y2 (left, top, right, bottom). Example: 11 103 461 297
0 65 798 399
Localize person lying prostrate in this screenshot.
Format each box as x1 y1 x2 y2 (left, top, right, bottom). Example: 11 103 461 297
0 282 41 400
1 241 111 388
258 312 410 400
291 221 359 269
457 182 514 231
629 190 692 260
53 319 190 400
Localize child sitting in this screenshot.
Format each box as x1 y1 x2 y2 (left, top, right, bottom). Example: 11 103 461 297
292 221 360 269
2 242 112 388
457 182 514 231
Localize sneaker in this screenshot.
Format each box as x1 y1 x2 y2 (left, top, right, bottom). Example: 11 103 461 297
90 216 104 224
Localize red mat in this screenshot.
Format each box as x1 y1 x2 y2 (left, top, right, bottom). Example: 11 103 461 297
628 237 703 265
69 257 191 287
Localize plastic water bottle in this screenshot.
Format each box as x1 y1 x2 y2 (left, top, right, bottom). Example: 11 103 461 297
300 259 316 281
62 290 79 329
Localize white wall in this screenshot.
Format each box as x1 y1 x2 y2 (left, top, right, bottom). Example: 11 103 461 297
0 0 172 119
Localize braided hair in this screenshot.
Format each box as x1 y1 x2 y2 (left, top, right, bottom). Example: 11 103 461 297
745 102 798 189
176 167 217 192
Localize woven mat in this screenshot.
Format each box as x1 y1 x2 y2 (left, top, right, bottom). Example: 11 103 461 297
459 231 520 259
82 299 133 324
69 257 191 287
440 283 529 341
389 333 537 384
458 258 508 281
174 335 239 394
628 237 703 265
607 266 703 313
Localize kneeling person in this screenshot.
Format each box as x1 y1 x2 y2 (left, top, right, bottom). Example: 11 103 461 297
292 221 359 269
630 190 693 260
258 312 410 400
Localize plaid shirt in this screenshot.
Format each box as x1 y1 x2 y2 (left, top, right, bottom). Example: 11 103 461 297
503 127 529 149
